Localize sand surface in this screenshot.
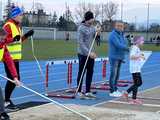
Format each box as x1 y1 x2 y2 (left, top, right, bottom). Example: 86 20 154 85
10 103 160 120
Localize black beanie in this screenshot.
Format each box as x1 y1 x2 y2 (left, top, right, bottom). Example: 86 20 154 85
84 11 94 21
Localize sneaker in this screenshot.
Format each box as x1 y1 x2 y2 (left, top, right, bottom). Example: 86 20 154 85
85 92 96 99
128 99 136 104
129 99 143 105
134 99 143 105
5 100 19 111
116 90 122 96
77 92 89 100
122 91 129 101
109 91 122 97
0 112 10 120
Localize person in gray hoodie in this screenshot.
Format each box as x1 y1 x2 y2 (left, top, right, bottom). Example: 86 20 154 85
77 11 101 99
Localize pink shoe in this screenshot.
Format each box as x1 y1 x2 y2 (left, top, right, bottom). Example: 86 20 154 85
129 99 143 105
128 99 136 104
134 99 143 105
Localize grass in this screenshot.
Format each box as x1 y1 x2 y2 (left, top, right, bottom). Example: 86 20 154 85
142 44 160 51
22 40 160 61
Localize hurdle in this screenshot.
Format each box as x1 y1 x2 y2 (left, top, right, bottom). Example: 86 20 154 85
45 58 109 99
91 59 133 91
45 59 78 99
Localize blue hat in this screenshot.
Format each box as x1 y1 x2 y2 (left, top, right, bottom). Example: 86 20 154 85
11 7 23 18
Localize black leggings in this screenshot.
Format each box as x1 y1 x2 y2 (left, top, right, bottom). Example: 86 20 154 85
4 61 20 102
0 87 5 113
77 54 95 93
127 73 142 99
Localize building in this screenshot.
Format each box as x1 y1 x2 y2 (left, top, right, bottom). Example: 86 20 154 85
24 9 51 27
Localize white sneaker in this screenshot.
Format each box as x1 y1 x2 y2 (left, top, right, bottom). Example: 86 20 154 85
115 90 122 96
109 91 122 97
85 92 96 99
5 102 10 107
77 92 89 100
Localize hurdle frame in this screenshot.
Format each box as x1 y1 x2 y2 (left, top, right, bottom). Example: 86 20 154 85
91 58 132 91
45 58 109 99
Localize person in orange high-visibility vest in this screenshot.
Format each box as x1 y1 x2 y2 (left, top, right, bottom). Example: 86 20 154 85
3 6 34 111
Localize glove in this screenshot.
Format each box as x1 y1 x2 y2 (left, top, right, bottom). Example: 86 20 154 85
24 29 34 38
13 35 21 42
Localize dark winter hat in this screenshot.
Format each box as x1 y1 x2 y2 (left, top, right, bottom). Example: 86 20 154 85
11 6 23 18
84 11 94 21
0 29 6 36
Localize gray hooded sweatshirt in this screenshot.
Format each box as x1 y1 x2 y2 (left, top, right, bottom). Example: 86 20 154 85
77 23 96 56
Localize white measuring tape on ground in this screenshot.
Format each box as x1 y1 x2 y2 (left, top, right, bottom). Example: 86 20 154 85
30 36 45 79
0 74 92 120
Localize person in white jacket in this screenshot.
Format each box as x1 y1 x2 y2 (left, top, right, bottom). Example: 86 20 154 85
123 36 145 105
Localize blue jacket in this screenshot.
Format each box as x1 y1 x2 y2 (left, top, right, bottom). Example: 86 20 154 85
108 29 129 60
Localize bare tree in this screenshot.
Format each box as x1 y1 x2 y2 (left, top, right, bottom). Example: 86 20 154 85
35 2 44 11
87 3 101 19
75 2 101 22
103 2 118 22
64 4 74 22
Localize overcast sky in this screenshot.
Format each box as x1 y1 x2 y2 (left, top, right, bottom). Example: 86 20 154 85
1 0 160 23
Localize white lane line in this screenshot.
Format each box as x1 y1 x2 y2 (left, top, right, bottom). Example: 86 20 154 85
108 100 160 108
139 85 160 94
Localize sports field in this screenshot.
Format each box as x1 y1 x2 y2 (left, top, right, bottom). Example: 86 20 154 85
22 40 160 60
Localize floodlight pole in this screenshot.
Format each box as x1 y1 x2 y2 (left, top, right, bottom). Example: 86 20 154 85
121 0 123 21
135 16 137 31
146 2 150 41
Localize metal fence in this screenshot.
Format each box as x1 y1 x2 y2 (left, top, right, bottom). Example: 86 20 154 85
23 27 160 42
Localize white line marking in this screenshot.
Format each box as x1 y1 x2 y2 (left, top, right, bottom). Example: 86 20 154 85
109 100 160 108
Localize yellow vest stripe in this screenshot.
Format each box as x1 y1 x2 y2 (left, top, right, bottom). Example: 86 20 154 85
0 48 4 61
10 54 22 60
7 44 21 52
